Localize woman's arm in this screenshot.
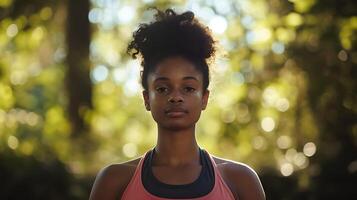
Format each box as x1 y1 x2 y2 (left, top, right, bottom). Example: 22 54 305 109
224 162 266 200
89 164 133 200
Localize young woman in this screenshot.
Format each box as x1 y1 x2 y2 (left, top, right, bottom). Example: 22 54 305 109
89 8 266 200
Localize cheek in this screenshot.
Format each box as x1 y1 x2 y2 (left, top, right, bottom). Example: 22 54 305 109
148 91 159 102
148 92 166 110
193 91 202 98
188 92 204 108
148 91 155 102
193 91 204 102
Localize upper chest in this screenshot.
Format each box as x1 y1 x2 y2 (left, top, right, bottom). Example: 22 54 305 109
149 160 237 197
151 165 203 185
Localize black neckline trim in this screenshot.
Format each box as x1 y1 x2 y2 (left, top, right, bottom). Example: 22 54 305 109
141 148 215 199
148 148 205 188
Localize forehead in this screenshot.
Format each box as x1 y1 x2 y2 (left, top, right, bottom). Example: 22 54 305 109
149 56 202 81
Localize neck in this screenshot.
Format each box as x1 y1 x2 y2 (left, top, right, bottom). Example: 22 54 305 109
153 125 200 167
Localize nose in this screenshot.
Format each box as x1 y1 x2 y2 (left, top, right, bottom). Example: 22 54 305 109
168 91 184 103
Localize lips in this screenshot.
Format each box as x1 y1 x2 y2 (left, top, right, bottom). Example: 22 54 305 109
165 107 188 117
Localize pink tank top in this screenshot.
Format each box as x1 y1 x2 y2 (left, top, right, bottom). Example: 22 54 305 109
121 151 236 200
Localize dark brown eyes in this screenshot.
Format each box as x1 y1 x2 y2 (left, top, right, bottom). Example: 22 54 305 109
184 87 195 93
156 87 168 93
155 86 196 94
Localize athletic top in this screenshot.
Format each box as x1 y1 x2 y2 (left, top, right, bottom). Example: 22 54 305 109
121 148 236 200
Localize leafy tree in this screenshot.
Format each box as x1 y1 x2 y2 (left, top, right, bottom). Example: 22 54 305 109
0 0 355 199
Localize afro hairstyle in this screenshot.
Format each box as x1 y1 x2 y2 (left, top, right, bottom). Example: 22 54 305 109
127 8 217 90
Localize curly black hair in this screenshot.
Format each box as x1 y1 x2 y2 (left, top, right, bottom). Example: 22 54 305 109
127 8 217 90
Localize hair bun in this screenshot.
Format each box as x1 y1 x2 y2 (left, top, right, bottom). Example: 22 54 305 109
179 11 194 22
127 8 216 90
128 8 216 61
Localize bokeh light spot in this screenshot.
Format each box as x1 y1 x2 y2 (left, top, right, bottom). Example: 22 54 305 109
303 142 316 157
263 87 279 107
281 163 294 176
122 143 137 158
26 112 40 126
117 5 135 24
252 136 267 150
6 24 18 37
277 135 292 149
221 109 236 123
293 152 307 168
337 50 348 61
89 8 102 23
8 135 19 150
285 12 303 27
40 7 53 20
10 70 27 85
275 98 290 112
272 42 285 54
246 27 272 44
91 65 109 83
261 117 275 132
209 16 227 34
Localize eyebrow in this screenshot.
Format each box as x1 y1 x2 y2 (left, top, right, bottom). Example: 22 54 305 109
153 76 199 82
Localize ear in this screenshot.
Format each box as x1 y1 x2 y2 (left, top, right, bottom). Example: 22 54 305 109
142 90 151 111
201 90 210 110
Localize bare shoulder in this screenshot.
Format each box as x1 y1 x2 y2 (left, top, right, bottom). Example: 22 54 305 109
212 156 259 177
212 156 266 200
89 157 142 200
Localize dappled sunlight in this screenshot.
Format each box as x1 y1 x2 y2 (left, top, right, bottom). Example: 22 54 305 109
0 0 321 174
0 0 355 199
280 162 294 176
122 143 138 158
276 135 292 149
7 135 19 149
208 15 228 34
261 117 276 133
252 136 267 150
6 23 18 37
91 65 109 83
303 142 316 157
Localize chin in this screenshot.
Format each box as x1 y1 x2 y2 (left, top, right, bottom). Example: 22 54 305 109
160 122 195 131
153 114 200 131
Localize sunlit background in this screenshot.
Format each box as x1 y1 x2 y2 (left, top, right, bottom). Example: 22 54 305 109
0 0 356 199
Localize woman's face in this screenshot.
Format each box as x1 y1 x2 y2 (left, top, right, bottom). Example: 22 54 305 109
143 56 209 131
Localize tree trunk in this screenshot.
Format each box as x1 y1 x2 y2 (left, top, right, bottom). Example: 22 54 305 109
66 0 92 137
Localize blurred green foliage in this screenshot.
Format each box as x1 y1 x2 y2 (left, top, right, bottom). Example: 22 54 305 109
0 0 356 199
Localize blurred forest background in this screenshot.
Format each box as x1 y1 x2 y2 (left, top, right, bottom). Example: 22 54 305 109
0 0 356 199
